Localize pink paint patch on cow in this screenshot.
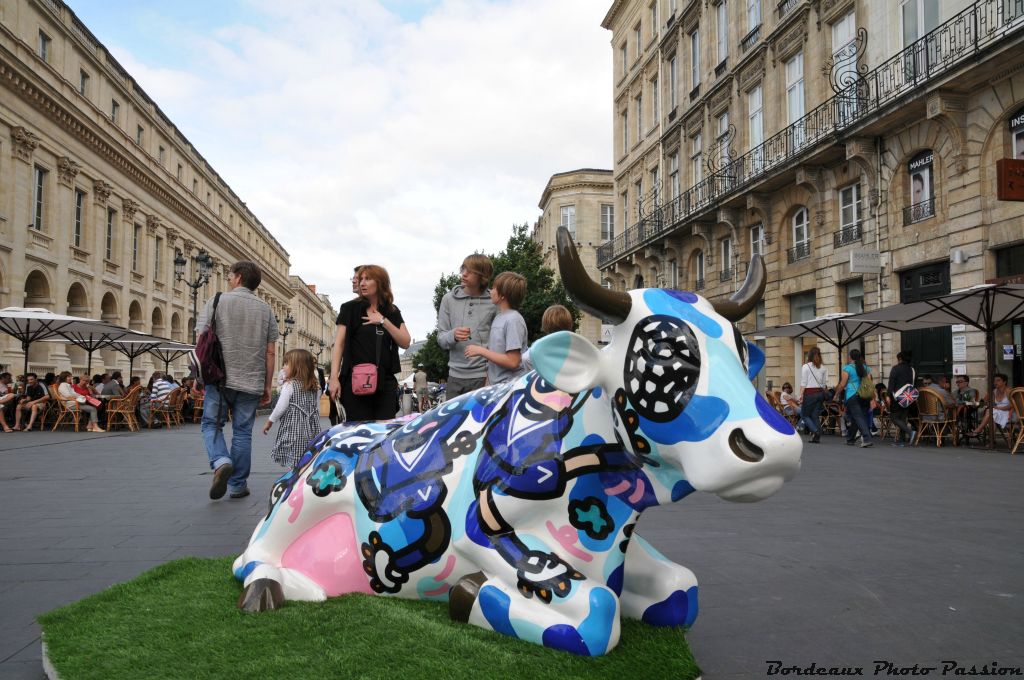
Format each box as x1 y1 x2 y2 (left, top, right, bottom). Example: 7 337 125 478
281 513 374 596
286 482 304 524
604 480 631 496
628 478 646 505
434 555 456 582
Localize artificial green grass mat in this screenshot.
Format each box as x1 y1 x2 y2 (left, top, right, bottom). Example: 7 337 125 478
38 557 701 680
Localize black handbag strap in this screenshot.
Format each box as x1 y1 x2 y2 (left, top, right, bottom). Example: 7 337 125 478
373 321 384 368
209 292 222 333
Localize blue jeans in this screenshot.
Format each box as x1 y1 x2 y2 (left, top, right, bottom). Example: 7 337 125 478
202 384 261 494
799 391 826 435
845 395 873 443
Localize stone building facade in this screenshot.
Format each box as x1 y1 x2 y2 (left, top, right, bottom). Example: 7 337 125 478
532 169 615 345
0 0 329 378
601 0 1024 392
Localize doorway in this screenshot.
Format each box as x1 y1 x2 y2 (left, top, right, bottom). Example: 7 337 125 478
899 261 952 380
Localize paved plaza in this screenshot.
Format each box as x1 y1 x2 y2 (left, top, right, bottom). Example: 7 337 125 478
0 420 1022 679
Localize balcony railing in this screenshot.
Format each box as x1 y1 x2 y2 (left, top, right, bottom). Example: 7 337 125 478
787 241 812 264
833 222 862 247
695 278 706 290
777 0 799 19
741 25 762 53
719 269 734 282
597 0 1024 269
903 198 936 225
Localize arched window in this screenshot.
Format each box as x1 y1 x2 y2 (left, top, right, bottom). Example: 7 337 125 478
788 208 810 263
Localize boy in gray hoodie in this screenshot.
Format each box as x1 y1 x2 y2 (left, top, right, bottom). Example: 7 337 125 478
436 254 498 398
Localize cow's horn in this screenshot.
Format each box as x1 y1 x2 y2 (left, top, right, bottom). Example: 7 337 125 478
556 226 632 324
711 255 767 322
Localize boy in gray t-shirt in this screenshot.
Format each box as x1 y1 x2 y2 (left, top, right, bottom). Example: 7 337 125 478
465 272 528 385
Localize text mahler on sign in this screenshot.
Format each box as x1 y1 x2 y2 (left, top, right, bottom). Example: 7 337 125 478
850 250 881 274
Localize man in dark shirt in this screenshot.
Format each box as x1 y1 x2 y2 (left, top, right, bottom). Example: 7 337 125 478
886 350 916 446
14 373 48 431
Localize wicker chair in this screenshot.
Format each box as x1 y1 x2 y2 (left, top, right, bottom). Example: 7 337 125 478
1008 388 1024 455
170 388 187 426
914 387 955 447
48 385 82 432
191 395 204 423
106 385 141 432
875 400 893 440
149 387 183 429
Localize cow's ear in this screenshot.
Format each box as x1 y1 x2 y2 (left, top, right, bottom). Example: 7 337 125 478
531 331 604 394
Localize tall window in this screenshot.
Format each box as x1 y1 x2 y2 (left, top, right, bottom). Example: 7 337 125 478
177 164 183 181
901 0 939 46
748 84 763 149
670 260 679 288
750 223 765 257
192 178 198 194
634 25 642 59
158 146 166 165
786 52 805 145
79 70 90 96
747 0 761 29
105 208 116 261
690 31 701 90
792 207 810 260
132 224 142 272
832 10 858 121
560 205 576 238
601 204 615 241
716 1 728 65
650 167 660 201
669 54 679 109
38 31 51 61
650 2 659 35
622 109 629 151
634 179 643 218
695 250 706 287
721 237 733 276
651 76 659 124
690 132 703 184
789 291 817 322
73 189 85 247
620 43 628 76
716 112 730 168
621 191 629 229
669 153 680 200
840 183 862 230
154 236 162 278
136 125 144 145
32 166 46 230
111 99 119 123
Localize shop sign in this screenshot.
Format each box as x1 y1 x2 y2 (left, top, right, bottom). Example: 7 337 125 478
996 158 1024 201
850 250 881 274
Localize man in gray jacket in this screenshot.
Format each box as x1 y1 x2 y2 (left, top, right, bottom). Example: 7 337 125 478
196 261 278 500
436 254 497 398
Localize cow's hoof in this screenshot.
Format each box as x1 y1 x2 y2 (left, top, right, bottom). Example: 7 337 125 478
448 571 488 623
237 578 285 613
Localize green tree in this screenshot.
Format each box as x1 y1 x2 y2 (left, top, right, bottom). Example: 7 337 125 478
412 223 580 379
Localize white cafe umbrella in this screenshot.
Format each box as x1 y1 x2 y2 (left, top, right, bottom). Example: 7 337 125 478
0 307 132 377
845 283 1024 448
147 342 195 375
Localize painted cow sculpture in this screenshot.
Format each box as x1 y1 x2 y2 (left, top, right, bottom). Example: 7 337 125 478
234 227 802 656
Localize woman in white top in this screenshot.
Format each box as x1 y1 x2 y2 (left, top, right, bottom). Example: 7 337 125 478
56 371 103 432
798 346 829 444
970 373 1016 436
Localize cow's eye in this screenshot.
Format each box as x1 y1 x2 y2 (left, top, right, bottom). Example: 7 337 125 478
733 327 748 371
623 315 701 422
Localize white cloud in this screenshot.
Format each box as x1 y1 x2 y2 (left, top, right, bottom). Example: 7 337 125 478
109 0 612 343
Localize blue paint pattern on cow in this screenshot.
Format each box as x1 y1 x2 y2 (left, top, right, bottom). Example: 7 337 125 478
606 562 625 596
757 392 795 434
642 290 722 338
235 560 259 581
542 624 589 655
641 586 698 627
663 289 699 304
747 341 765 379
479 585 517 638
671 480 695 501
639 394 728 444
578 587 617 655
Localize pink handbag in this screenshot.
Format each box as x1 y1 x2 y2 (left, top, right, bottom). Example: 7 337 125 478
350 325 384 396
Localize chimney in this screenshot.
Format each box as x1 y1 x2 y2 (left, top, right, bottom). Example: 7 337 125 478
308 284 316 294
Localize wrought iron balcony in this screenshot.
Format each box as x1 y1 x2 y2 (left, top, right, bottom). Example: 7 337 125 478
695 278 706 290
833 222 862 248
741 25 762 53
597 0 1023 269
777 0 799 19
903 199 936 225
719 269 734 282
787 241 811 264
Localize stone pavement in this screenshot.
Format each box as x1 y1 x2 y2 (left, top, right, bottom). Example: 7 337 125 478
1 422 1022 679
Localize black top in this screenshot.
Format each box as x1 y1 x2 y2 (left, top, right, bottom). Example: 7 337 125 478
887 362 915 401
338 300 405 376
25 383 46 401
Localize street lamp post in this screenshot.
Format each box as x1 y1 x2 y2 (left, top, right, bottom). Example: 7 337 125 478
308 339 326 363
279 311 295 352
174 250 213 343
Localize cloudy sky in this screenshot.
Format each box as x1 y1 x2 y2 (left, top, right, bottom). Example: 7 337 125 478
69 0 613 341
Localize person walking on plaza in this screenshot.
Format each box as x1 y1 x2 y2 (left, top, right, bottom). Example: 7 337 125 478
414 366 429 411
197 261 277 501
835 348 875 448
263 349 322 469
328 265 411 421
436 254 497 399
465 271 528 386
886 350 917 446
798 347 829 444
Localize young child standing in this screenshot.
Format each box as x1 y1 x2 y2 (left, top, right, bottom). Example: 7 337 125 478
465 271 529 385
263 349 322 469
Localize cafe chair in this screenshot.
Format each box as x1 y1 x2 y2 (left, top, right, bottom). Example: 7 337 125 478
106 385 141 432
1009 388 1024 455
914 387 955 447
48 385 81 432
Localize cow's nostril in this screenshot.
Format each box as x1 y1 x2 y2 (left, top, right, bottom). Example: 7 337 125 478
728 429 765 463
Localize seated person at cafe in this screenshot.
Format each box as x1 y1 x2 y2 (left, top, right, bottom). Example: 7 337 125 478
13 373 49 431
954 375 978 403
780 383 800 417
1 372 17 432
929 376 957 411
149 372 175 405
102 371 125 397
73 374 96 398
57 371 104 432
970 373 1017 436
